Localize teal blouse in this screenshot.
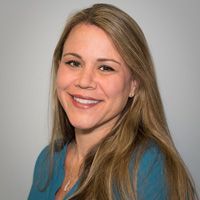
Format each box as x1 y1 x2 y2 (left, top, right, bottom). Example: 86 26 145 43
28 143 167 199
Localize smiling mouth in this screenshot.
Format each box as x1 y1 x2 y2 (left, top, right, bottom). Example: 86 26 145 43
73 96 100 104
70 94 102 107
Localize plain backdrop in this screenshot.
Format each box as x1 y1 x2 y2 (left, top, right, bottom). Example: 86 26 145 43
0 0 199 199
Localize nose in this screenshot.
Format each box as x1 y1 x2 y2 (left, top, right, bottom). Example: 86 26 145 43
75 67 96 89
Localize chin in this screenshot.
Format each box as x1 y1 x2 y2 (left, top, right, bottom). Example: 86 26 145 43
70 121 97 132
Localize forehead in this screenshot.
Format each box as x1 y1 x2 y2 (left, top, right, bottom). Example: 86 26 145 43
65 23 111 44
63 23 123 60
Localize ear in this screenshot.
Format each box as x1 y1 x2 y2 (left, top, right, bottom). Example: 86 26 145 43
129 79 138 98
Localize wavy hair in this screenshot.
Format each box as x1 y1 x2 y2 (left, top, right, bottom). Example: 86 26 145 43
48 3 198 199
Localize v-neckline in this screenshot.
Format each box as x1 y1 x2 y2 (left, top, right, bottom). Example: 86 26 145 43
54 143 80 199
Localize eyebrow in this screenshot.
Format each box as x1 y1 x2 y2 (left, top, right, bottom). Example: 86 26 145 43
63 52 121 65
63 53 82 59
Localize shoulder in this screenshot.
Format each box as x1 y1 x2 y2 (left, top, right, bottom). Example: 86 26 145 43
130 142 165 170
28 146 50 200
132 142 168 199
31 146 51 188
35 146 50 168
33 144 67 182
138 142 164 170
34 143 67 172
28 144 67 199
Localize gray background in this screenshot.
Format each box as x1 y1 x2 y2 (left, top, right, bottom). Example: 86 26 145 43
0 0 199 199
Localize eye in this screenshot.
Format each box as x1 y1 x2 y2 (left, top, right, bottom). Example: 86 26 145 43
65 60 80 67
99 65 115 72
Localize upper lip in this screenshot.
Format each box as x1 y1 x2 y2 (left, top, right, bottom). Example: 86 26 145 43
70 94 102 101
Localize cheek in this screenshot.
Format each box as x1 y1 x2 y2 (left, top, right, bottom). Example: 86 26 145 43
56 67 72 89
103 76 131 98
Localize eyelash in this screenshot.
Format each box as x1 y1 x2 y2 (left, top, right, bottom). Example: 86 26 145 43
64 61 115 72
99 65 115 72
65 60 80 67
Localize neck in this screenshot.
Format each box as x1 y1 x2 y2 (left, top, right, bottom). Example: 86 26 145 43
74 119 117 160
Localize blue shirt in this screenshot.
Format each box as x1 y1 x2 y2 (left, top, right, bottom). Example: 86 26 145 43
28 143 167 199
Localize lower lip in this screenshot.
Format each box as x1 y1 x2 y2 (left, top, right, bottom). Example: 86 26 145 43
71 96 101 109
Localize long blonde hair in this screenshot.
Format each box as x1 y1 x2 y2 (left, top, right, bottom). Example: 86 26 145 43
49 3 198 199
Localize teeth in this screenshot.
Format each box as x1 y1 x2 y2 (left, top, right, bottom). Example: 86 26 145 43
73 97 99 104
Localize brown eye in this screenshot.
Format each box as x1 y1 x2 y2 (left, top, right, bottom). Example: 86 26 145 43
65 60 80 67
99 65 114 72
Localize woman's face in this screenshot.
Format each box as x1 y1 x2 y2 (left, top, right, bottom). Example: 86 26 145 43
56 24 136 133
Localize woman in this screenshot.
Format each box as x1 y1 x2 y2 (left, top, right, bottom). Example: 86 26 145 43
28 3 198 200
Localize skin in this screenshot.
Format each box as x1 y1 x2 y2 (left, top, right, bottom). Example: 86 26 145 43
56 23 137 156
55 24 137 199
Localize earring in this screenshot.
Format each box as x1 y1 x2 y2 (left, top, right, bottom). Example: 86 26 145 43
129 93 134 98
